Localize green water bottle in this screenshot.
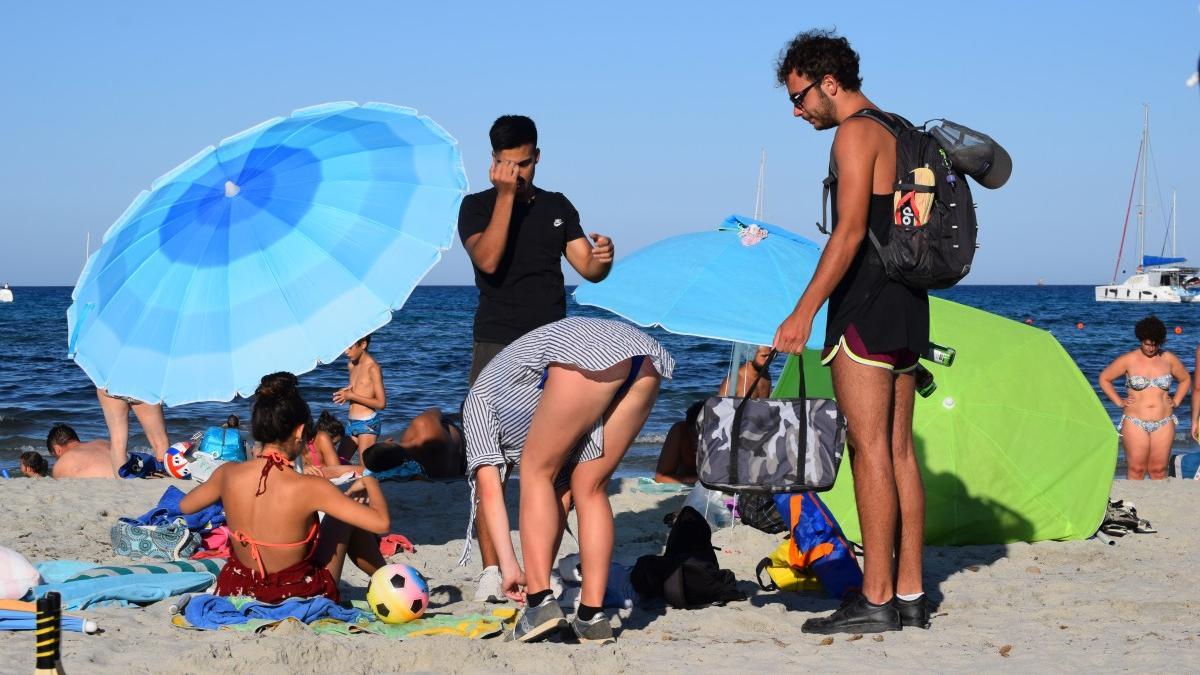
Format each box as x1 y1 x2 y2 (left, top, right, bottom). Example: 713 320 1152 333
924 342 956 367
914 363 937 398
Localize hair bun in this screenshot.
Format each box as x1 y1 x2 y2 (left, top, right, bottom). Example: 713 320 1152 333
256 372 299 399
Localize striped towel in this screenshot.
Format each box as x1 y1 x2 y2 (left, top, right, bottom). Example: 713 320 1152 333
64 559 224 583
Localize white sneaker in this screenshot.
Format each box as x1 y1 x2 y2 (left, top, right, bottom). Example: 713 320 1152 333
557 554 583 584
550 570 565 599
473 565 507 603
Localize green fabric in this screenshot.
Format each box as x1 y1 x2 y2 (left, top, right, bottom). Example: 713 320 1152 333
772 297 1116 545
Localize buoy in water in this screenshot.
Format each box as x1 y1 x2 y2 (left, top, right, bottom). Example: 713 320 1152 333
1076 322 1084 330
1175 326 1183 335
1024 318 1034 325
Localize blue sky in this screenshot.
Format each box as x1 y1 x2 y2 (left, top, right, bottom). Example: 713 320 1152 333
1 1 1197 286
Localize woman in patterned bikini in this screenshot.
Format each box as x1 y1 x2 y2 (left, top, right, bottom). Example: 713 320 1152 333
1099 316 1191 480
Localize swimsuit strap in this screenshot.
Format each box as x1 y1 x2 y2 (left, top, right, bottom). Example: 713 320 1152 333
256 449 293 496
307 439 322 469
231 521 320 578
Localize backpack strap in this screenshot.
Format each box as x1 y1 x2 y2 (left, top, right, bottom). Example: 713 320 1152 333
819 109 909 235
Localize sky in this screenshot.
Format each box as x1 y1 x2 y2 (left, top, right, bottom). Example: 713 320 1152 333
1 1 1197 286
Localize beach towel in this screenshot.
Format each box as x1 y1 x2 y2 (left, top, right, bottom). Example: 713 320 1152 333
29 571 215 610
111 518 201 560
171 594 516 638
193 526 232 559
1170 452 1200 479
632 477 691 494
123 485 225 531
176 594 364 630
363 460 426 482
63 559 223 582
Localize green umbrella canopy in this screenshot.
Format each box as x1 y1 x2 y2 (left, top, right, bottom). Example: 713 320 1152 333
774 297 1116 545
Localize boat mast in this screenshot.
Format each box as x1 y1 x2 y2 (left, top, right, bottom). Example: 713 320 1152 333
1172 189 1177 258
753 148 765 220
1138 104 1149 269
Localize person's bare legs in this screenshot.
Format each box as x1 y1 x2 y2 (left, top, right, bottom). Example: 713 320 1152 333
570 359 659 608
1121 424 1150 480
830 351 898 605
97 388 130 474
316 516 385 581
355 433 378 465
1147 421 1174 480
131 401 170 461
890 370 925 597
518 362 628 596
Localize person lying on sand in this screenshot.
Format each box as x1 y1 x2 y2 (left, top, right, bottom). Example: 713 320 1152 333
362 407 465 480
46 424 117 478
180 372 389 603
19 451 50 478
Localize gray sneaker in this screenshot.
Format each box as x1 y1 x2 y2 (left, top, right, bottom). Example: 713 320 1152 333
570 613 615 645
512 597 568 643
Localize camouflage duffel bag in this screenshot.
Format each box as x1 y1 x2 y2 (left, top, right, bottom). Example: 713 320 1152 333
696 350 847 494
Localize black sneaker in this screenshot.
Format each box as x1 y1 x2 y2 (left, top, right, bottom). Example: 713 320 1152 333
801 592 901 635
893 594 931 629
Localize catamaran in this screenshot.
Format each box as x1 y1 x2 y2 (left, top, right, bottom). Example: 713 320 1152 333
1095 106 1197 303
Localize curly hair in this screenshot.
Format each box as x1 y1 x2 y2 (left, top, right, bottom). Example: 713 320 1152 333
775 29 862 91
1134 316 1167 345
20 451 49 477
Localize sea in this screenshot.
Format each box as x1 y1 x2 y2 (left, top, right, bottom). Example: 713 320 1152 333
0 285 1193 477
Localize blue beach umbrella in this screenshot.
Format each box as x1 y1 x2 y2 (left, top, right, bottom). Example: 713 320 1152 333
574 215 826 348
67 102 468 405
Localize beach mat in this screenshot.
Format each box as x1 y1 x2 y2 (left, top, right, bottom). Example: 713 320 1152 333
171 594 516 638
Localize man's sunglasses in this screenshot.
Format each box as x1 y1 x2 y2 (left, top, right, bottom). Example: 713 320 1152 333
789 78 824 110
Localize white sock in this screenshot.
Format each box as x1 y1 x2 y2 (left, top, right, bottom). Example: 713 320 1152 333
897 592 924 601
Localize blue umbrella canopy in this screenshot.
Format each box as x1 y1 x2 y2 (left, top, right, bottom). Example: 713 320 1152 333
68 102 468 405
574 215 826 348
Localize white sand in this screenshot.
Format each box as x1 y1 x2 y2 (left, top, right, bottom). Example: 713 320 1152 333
1 476 1197 673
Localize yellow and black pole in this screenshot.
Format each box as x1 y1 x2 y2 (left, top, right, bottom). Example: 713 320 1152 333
35 592 65 674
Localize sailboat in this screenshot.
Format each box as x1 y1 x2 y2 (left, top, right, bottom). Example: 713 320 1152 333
0 283 12 303
1095 106 1198 303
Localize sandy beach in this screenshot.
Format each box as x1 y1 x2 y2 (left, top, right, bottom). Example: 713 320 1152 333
0 476 1197 673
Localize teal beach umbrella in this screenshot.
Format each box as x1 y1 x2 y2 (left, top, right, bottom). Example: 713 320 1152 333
67 102 468 405
574 215 827 348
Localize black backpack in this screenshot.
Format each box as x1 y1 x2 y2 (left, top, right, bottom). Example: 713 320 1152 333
630 506 746 609
822 109 978 290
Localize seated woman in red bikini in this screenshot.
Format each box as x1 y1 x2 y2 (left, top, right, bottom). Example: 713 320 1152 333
180 372 390 603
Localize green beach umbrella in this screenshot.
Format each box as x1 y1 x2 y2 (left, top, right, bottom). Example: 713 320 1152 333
774 297 1116 545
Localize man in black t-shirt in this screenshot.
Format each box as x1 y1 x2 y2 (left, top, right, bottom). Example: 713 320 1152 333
457 115 614 602
459 115 614 383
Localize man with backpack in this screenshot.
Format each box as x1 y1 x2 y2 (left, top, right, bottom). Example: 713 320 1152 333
771 30 931 634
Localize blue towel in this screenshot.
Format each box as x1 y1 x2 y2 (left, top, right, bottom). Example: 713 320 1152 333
35 560 95 584
122 485 225 531
29 572 215 610
181 594 365 630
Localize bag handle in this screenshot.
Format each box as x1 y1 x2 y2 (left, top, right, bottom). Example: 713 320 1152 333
728 349 808 486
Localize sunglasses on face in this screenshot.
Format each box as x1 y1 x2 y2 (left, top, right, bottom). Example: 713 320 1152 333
789 78 824 110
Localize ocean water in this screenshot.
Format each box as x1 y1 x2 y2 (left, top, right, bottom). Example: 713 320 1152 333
0 285 1193 474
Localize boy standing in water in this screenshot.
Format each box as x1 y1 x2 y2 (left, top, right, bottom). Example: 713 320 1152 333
333 335 386 463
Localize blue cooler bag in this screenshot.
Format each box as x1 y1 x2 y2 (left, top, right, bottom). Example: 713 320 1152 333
198 426 246 462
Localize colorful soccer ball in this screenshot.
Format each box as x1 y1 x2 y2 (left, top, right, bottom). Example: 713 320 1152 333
366 563 428 624
164 442 191 479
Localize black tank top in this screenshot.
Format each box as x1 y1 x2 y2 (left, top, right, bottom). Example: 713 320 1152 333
823 186 930 355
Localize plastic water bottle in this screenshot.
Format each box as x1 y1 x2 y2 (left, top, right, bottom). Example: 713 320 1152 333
682 485 733 529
